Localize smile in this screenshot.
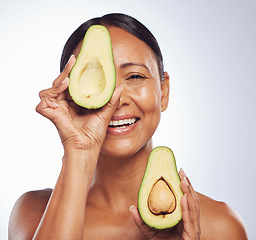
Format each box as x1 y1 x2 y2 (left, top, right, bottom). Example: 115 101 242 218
109 118 137 128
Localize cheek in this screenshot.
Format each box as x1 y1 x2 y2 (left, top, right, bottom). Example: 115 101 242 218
134 84 162 115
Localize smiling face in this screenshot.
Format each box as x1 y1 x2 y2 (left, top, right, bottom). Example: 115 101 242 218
99 26 169 158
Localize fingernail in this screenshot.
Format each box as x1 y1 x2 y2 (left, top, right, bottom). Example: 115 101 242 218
65 55 75 68
67 55 75 64
62 76 69 84
57 77 69 88
184 176 189 186
49 98 58 107
129 205 135 212
53 101 59 107
117 84 124 91
180 168 186 177
115 85 124 95
183 193 188 201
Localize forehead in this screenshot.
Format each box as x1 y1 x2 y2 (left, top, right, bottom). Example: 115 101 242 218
107 26 158 69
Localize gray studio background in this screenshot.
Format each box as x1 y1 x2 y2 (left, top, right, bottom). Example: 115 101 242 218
1 0 255 239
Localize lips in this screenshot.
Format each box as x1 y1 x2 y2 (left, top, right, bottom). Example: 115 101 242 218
109 117 137 128
108 116 139 134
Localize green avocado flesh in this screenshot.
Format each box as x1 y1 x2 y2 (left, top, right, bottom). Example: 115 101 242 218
69 25 116 109
138 147 183 229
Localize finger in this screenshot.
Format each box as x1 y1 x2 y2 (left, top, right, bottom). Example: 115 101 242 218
96 85 123 124
181 179 200 238
39 55 75 101
185 173 200 212
36 97 59 120
129 205 158 239
36 95 76 136
180 170 201 238
53 55 76 88
180 194 197 239
56 77 70 101
186 176 200 222
129 205 145 229
179 169 200 214
39 77 69 100
108 85 124 106
77 85 123 146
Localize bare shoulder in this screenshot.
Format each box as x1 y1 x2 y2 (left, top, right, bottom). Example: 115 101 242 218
197 192 248 240
8 188 52 240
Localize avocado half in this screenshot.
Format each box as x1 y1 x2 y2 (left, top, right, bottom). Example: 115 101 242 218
138 147 183 229
69 25 116 109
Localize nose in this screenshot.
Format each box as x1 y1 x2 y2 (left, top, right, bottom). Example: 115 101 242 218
115 77 132 109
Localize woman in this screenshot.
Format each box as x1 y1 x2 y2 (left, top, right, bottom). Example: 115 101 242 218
9 13 247 240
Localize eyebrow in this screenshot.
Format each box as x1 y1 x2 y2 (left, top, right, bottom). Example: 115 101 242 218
120 62 150 72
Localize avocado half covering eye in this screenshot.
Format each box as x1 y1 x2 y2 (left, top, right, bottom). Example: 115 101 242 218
138 146 183 229
69 25 116 109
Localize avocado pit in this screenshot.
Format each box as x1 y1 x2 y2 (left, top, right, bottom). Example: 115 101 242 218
147 177 176 215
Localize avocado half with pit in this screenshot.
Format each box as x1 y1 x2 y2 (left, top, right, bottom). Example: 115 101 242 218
138 147 183 229
69 25 116 109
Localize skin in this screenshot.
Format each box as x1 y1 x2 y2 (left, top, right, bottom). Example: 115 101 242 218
8 26 248 240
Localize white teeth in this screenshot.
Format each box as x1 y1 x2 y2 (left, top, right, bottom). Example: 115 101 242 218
109 118 137 127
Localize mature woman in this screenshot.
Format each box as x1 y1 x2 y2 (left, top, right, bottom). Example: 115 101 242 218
9 13 247 240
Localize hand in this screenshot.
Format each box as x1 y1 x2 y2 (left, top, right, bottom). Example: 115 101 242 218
130 169 201 240
36 55 123 153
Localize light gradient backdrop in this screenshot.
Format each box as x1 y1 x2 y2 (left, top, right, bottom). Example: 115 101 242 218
1 0 255 239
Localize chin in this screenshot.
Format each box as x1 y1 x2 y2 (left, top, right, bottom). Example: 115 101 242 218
100 145 138 159
100 138 153 159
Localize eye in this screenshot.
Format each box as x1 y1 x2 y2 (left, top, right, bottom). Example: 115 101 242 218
126 74 147 80
124 73 148 87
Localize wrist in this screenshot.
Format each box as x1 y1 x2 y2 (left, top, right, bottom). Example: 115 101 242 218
63 144 100 159
62 148 100 176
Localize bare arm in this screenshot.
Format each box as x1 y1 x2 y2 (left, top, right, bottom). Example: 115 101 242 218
9 151 99 240
9 55 123 240
32 151 97 239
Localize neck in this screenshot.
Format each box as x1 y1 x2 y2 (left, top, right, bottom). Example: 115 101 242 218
90 140 153 212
